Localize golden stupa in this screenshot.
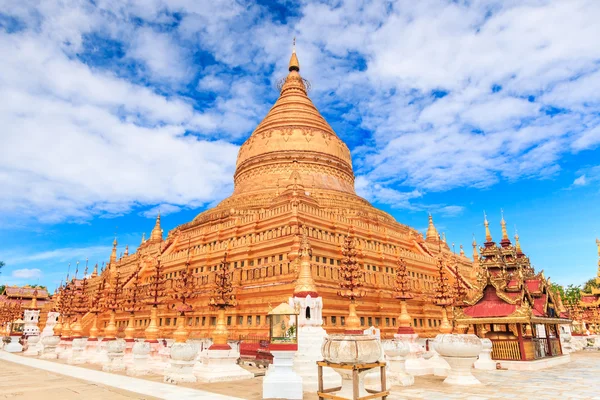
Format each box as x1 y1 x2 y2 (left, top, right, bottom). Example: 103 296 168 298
73 46 476 339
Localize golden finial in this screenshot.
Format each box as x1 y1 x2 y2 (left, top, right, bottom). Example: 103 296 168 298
460 245 465 256
484 211 492 242
289 37 299 72
91 263 98 278
472 234 479 261
500 209 509 241
150 211 163 242
515 229 523 254
124 245 129 256
141 232 146 244
110 236 118 264
442 232 447 243
426 213 439 242
596 238 600 257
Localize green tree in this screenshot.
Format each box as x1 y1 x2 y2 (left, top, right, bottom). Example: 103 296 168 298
0 260 4 275
0 284 5 294
564 284 582 306
549 282 565 302
583 278 598 293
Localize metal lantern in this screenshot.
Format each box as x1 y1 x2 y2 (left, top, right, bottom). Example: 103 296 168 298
10 318 25 335
268 303 299 345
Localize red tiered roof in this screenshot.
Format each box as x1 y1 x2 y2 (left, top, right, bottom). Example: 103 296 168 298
464 286 517 318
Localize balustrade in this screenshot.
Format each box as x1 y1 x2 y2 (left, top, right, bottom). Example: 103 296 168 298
491 339 521 360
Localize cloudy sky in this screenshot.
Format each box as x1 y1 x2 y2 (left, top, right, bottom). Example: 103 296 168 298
1 0 599 290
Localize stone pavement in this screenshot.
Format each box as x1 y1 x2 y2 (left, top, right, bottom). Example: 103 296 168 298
2 351 600 399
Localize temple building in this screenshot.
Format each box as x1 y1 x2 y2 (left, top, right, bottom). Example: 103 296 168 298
454 214 571 364
76 47 477 340
578 239 600 333
0 285 51 307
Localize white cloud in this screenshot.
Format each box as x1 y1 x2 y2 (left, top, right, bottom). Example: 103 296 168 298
12 268 42 279
573 175 587 186
141 204 182 218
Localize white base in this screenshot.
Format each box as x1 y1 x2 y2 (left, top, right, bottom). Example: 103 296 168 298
263 351 303 400
164 360 197 384
23 337 41 356
474 356 496 371
293 326 341 392
127 357 151 376
495 354 571 371
428 351 450 377
103 354 126 372
442 356 480 385
194 349 253 383
4 338 23 353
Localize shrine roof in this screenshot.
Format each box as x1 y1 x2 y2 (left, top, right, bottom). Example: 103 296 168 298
525 279 542 293
532 294 547 317
2 286 49 298
580 295 597 303
464 286 518 318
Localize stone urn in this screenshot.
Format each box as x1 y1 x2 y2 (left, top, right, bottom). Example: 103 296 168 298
40 336 60 359
164 342 199 383
433 334 482 385
321 334 382 398
127 341 152 376
474 338 495 370
23 335 41 356
103 339 126 372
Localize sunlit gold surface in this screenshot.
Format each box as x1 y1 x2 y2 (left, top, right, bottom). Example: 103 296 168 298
58 46 477 341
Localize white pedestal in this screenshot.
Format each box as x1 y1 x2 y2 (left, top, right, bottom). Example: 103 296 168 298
292 326 341 391
24 335 41 356
103 340 126 372
443 356 481 385
41 312 59 338
4 336 23 353
395 334 431 376
57 340 72 360
127 342 152 376
150 342 170 375
427 349 450 377
40 336 60 359
433 334 482 385
68 338 88 365
474 338 495 370
164 342 198 384
194 348 253 383
263 350 303 400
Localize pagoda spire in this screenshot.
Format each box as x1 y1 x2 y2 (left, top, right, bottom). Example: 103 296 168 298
484 212 493 243
500 209 511 247
109 237 117 265
91 263 98 278
293 226 318 297
141 232 146 245
150 212 163 242
459 244 465 257
124 245 129 256
426 214 439 242
289 37 299 72
472 235 479 261
515 230 523 255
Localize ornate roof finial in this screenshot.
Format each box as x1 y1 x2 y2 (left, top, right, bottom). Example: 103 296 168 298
124 245 129 256
484 211 493 243
500 209 511 245
515 228 523 255
442 232 447 243
426 213 439 242
459 245 465 256
596 237 600 258
472 234 479 261
110 236 118 265
150 211 163 242
91 263 98 278
289 37 299 72
141 232 146 244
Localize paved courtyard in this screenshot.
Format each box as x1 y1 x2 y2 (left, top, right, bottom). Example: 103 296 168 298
1 352 599 399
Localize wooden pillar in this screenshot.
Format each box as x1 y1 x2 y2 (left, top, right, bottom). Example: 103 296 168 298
517 323 527 361
545 324 553 356
555 324 563 355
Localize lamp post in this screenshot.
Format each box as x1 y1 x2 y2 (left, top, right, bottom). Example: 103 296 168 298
167 241 200 343
394 257 414 334
123 264 143 342
208 251 236 350
102 269 123 340
337 232 366 334
433 255 454 334
144 248 167 343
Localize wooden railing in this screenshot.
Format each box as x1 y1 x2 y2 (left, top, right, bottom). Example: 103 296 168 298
491 339 521 360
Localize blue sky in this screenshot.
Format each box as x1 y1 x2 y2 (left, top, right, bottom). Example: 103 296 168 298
1 0 599 291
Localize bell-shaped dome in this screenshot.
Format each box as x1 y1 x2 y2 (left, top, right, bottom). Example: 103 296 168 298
233 47 354 197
